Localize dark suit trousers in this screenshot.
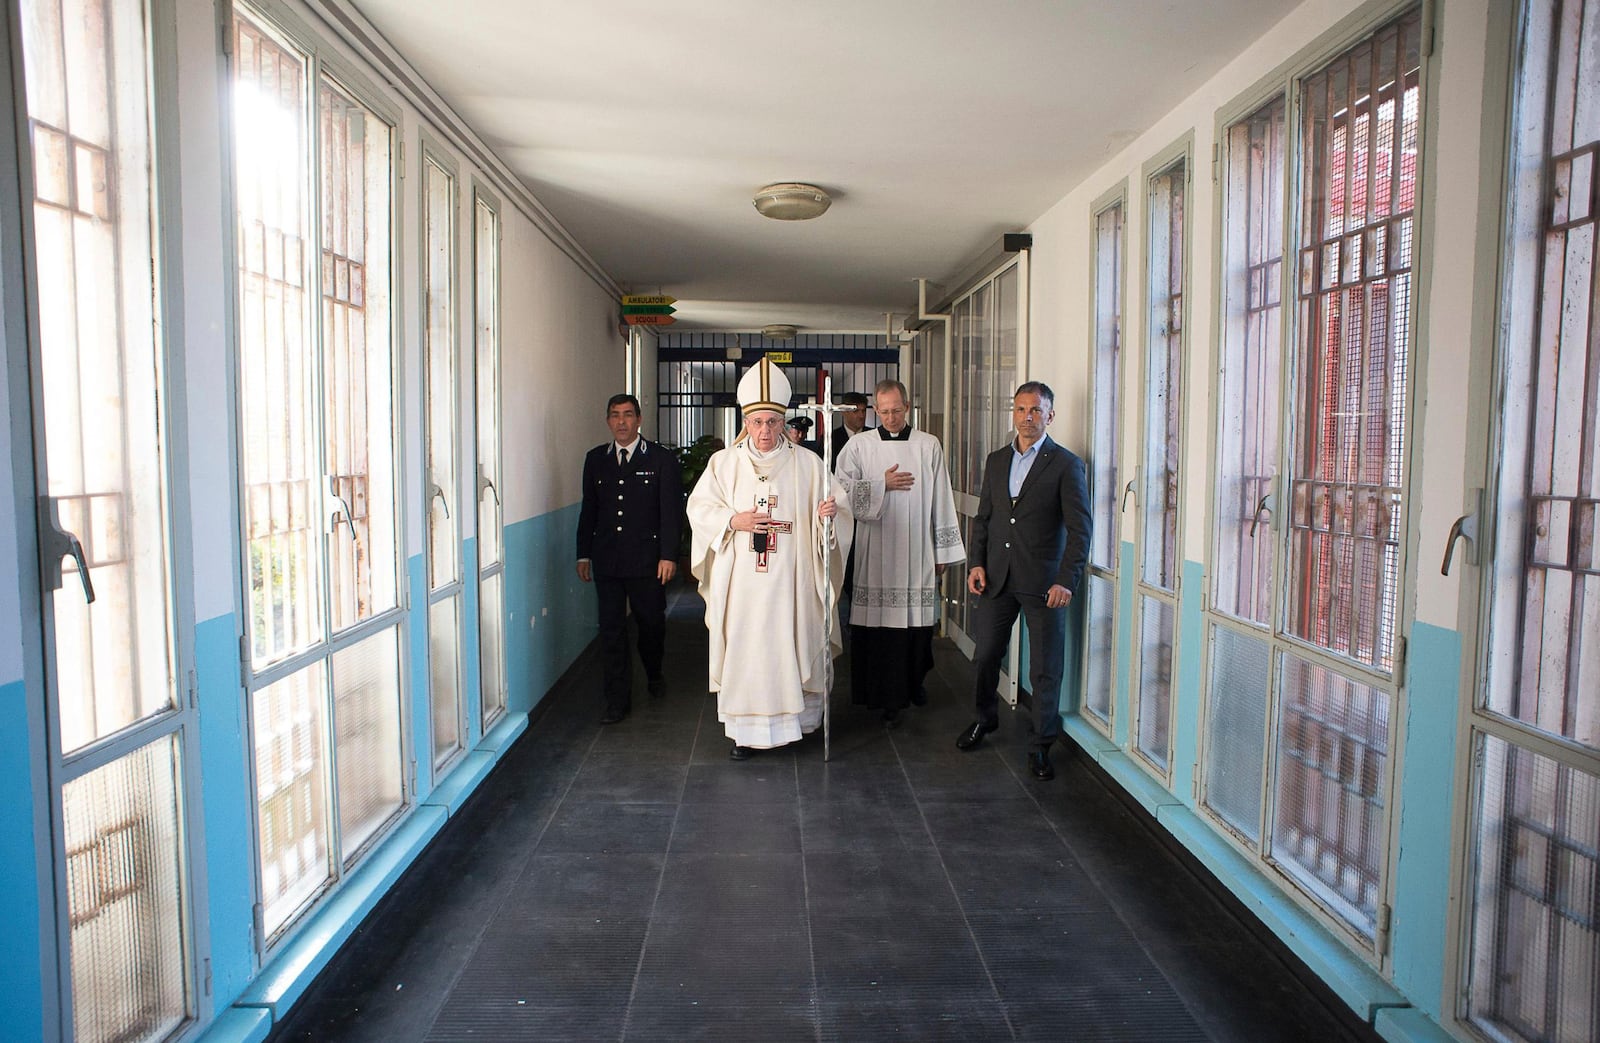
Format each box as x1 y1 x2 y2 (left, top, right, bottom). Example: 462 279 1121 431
970 585 1066 750
595 575 666 712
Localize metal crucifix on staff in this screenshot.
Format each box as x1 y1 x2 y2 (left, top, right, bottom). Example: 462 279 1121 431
800 373 850 761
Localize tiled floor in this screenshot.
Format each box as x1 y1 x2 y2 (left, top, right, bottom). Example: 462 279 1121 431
270 587 1376 1042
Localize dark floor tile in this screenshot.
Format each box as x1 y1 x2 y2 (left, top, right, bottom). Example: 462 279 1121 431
810 913 991 997
624 999 818 1042
901 751 1033 803
653 852 807 923
819 995 1012 1042
632 917 815 1005
535 801 679 854
569 754 689 803
799 797 933 854
941 848 1100 915
918 798 1067 854
671 801 801 854
429 1000 628 1042
795 759 915 804
681 760 799 803
804 850 963 919
501 852 663 921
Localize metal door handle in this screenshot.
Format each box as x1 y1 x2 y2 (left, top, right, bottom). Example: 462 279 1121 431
1120 479 1136 512
1441 512 1478 576
430 482 451 519
324 477 357 541
1249 494 1272 537
37 500 95 603
478 468 500 506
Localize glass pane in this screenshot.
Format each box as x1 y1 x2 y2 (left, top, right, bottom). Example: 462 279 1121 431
233 13 324 668
321 78 397 632
1141 161 1185 592
1203 625 1271 843
424 158 459 589
993 265 1019 449
1083 572 1116 723
1467 734 1599 1043
1136 594 1175 770
479 571 506 729
331 627 402 858
1213 97 1286 626
1287 11 1421 675
23 0 175 753
62 734 189 1043
474 197 502 568
253 662 330 936
1090 201 1124 572
430 596 462 766
1485 0 1600 752
1270 650 1389 938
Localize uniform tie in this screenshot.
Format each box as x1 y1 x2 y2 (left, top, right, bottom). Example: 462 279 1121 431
618 447 629 467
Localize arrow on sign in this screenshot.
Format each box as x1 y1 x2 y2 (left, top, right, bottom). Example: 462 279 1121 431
621 304 676 315
624 314 677 326
622 294 677 307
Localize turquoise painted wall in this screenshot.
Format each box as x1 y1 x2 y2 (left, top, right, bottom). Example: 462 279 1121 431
195 613 256 1016
503 504 595 715
0 677 45 1042
1390 622 1464 1020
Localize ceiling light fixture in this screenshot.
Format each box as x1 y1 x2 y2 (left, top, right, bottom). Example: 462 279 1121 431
753 182 831 221
761 324 797 340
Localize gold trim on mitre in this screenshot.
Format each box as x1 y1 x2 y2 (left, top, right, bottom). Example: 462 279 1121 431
737 355 792 416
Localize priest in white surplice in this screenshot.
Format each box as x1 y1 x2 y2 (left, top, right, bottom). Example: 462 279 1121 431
834 380 964 723
687 358 852 760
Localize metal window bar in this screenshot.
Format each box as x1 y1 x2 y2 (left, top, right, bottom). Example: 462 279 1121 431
1215 97 1286 625
1289 12 1420 675
1090 202 1123 572
234 16 322 668
1143 163 1185 591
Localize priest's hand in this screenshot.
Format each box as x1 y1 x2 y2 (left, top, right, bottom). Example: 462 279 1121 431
884 464 916 491
1045 584 1072 609
968 566 987 595
936 563 947 577
576 560 592 583
730 509 771 533
657 559 676 584
817 496 837 519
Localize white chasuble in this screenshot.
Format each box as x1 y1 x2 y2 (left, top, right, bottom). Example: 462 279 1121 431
687 441 852 747
834 429 965 628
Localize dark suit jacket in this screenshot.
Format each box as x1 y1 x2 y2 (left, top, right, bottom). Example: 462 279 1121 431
970 435 1092 598
577 438 684 578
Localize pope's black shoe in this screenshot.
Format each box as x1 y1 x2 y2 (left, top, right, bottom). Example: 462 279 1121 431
1028 750 1055 780
729 744 755 761
956 719 999 750
600 705 629 725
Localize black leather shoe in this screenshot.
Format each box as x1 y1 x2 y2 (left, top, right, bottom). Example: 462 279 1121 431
729 744 755 761
910 686 928 707
600 706 628 725
956 719 998 750
647 677 665 698
1029 750 1055 780
881 708 900 728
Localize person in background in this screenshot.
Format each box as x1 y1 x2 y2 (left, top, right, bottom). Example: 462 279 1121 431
830 390 871 469
785 415 822 456
576 393 684 725
957 381 1091 781
834 379 964 725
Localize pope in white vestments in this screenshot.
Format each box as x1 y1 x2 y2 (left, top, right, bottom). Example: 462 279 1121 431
686 358 853 758
834 381 964 721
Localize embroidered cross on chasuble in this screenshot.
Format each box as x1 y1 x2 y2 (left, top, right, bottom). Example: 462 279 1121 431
751 491 793 573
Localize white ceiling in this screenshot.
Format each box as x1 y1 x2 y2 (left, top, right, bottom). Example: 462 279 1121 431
352 0 1299 332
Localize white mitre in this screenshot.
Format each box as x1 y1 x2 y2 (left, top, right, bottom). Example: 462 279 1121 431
737 355 792 415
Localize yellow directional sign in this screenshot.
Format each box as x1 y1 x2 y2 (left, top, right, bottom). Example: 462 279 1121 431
767 351 793 363
622 294 677 307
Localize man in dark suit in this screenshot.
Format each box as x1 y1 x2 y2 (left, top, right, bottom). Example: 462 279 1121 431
956 381 1092 780
576 394 684 724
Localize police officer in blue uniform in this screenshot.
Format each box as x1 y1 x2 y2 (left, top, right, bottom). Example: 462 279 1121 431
576 394 684 724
